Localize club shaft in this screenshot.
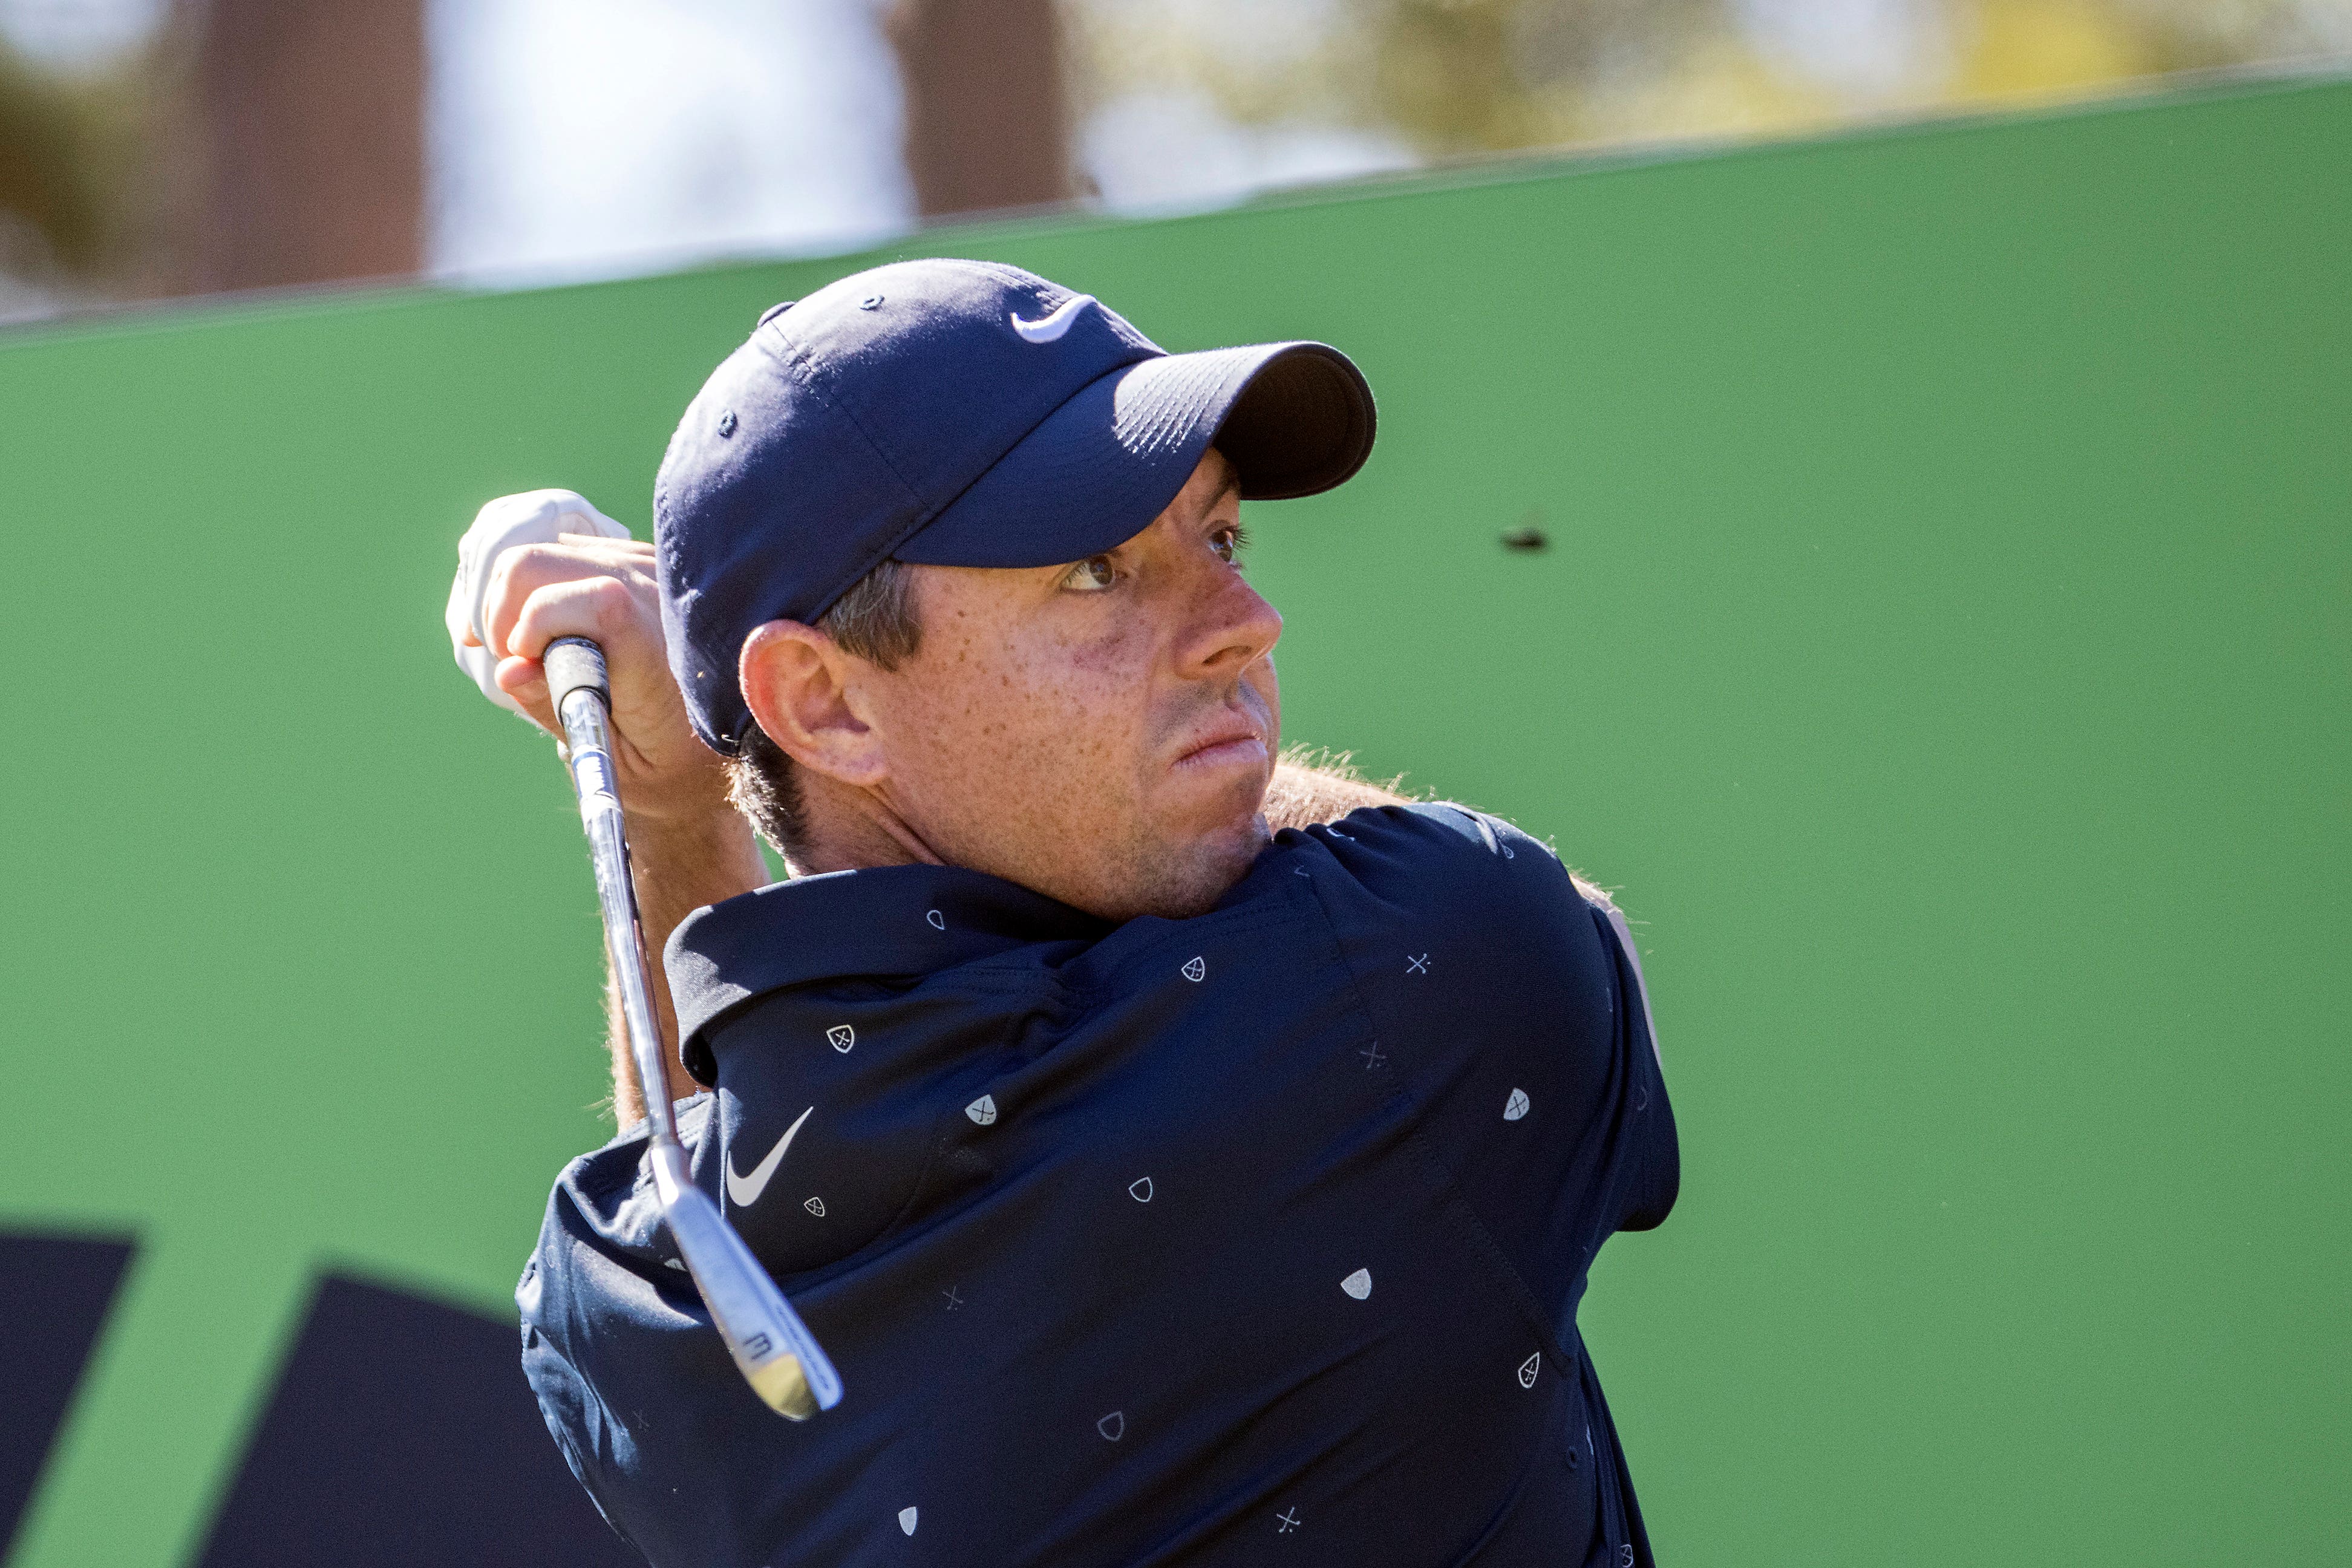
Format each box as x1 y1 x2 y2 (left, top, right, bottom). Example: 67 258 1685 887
557 693 682 1153
549 642 841 1419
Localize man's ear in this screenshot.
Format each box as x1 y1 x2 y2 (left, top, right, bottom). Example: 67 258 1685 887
740 621 889 786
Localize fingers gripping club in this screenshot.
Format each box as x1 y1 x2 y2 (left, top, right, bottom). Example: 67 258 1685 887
546 635 843 1420
446 489 633 716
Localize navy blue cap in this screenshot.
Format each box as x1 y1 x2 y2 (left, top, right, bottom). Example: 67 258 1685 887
655 258 1376 756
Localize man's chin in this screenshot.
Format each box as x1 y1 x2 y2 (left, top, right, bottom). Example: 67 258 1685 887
1162 814 1274 918
1096 812 1271 923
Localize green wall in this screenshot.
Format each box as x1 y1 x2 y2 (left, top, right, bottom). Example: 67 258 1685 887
1 72 2344 1566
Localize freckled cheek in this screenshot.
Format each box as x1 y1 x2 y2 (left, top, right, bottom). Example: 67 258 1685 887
1008 630 1155 771
1024 671 1140 768
904 652 1016 768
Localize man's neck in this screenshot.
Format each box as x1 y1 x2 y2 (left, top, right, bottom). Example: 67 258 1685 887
789 773 943 877
791 754 1413 881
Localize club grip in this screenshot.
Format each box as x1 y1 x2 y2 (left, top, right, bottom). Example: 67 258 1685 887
544 636 609 713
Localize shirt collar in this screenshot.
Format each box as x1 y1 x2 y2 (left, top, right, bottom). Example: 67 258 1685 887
664 863 1113 1083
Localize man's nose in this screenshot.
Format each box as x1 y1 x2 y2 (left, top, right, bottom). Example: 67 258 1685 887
1175 560 1282 679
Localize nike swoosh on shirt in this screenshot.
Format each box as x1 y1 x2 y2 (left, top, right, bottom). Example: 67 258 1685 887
1009 294 1096 344
725 1104 813 1210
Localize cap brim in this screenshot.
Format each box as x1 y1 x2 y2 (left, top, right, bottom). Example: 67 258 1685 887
893 341 1375 569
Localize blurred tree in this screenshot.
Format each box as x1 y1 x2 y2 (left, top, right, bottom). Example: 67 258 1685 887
0 33 153 305
1367 0 1727 152
889 0 1074 216
1066 0 2352 184
0 44 96 272
1955 0 2158 99
171 0 423 292
4 0 2344 312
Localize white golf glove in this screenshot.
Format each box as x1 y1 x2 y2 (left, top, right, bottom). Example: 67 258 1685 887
446 489 635 716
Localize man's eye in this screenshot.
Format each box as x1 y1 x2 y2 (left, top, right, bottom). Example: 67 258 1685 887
1061 556 1117 592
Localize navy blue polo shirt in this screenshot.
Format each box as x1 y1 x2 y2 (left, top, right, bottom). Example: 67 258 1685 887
519 803 1677 1567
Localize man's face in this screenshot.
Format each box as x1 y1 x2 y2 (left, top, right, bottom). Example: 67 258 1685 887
867 450 1281 921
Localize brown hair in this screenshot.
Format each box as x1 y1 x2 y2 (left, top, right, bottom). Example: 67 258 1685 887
724 558 924 865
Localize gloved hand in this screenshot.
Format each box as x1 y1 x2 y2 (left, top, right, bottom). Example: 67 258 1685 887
446 488 635 717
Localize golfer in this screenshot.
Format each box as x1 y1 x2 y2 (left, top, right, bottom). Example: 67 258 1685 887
475 260 1677 1566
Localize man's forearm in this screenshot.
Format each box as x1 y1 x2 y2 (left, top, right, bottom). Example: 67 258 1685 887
606 806 767 1125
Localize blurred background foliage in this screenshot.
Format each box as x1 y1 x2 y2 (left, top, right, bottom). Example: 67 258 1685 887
0 0 2346 321
0 11 167 312
1067 0 2352 194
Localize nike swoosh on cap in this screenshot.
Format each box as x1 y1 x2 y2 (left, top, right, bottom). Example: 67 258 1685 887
725 1103 813 1210
1009 293 1096 344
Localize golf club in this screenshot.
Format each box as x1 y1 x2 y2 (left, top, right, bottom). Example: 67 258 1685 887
544 635 843 1421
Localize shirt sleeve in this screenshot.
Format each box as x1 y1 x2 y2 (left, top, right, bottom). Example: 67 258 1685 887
515 1099 779 1566
517 1140 652 1558
1289 803 1679 1312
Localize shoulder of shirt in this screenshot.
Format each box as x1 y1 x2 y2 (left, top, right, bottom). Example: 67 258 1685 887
1294 800 1612 914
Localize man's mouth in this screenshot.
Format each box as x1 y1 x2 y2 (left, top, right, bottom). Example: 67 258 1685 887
1172 719 1269 773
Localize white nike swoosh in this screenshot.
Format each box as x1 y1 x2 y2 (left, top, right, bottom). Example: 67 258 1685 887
725 1104 812 1210
1010 293 1096 344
